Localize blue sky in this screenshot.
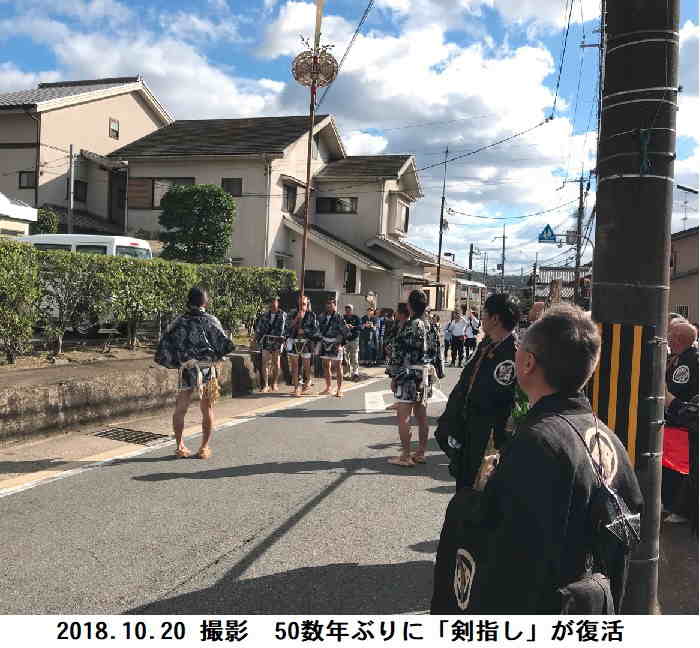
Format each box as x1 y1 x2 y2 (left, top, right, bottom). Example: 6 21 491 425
1 0 698 272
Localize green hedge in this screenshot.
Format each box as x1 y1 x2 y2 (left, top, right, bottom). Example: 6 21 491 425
0 239 296 355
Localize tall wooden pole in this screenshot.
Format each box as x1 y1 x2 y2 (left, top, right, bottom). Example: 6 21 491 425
298 0 325 311
436 146 448 308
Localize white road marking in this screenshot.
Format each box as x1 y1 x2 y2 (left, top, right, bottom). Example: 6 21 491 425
364 387 448 413
0 377 385 499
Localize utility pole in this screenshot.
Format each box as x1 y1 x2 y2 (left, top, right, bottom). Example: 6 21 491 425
575 176 585 304
436 146 448 309
592 0 679 614
532 252 538 306
468 243 474 274
495 224 506 292
483 252 488 284
67 144 74 234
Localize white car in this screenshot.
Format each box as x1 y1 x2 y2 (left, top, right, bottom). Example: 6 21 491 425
18 234 152 259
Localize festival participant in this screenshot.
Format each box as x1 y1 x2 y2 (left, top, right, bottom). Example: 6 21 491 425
435 294 519 491
432 305 643 614
662 319 699 524
360 307 379 366
285 296 318 398
342 304 362 380
255 296 287 393
386 290 444 466
317 297 350 398
155 286 235 459
464 311 480 358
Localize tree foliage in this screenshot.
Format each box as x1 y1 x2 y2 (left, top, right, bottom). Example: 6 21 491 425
30 207 60 235
36 250 111 354
0 240 39 363
158 184 237 264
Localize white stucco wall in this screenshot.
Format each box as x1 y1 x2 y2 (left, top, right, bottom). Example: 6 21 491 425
0 113 38 206
38 91 165 218
124 158 269 265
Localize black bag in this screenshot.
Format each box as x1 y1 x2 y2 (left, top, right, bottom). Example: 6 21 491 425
557 414 641 611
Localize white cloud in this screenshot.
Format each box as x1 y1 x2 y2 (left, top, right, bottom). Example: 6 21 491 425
160 12 243 43
0 62 61 93
258 1 355 58
342 130 388 155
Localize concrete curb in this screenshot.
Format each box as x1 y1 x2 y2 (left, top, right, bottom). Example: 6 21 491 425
0 353 258 447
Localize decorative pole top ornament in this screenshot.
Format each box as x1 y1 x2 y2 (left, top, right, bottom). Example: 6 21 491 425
292 47 338 88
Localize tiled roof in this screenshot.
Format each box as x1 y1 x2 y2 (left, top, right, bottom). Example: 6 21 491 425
109 115 329 158
315 155 412 179
0 77 139 108
284 215 390 271
371 235 465 271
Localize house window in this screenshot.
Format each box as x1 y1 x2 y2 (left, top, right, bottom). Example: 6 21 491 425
0 228 22 237
312 134 320 160
402 204 410 232
67 179 88 202
283 184 297 213
276 256 286 269
109 118 120 139
344 263 357 294
316 197 358 214
127 178 153 209
222 177 242 197
674 305 690 319
304 270 325 290
19 171 36 189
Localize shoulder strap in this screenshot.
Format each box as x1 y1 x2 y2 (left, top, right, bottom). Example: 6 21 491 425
555 413 606 485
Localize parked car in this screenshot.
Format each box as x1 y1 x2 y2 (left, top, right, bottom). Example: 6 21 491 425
17 234 152 259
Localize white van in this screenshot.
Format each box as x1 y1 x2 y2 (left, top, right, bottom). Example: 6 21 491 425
18 234 152 259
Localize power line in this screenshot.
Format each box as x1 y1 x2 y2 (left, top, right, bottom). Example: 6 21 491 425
316 0 375 109
551 0 576 117
447 199 578 221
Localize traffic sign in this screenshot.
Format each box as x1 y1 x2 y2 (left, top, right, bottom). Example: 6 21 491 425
538 224 556 243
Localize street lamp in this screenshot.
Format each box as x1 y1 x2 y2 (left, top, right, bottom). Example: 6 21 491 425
291 0 338 310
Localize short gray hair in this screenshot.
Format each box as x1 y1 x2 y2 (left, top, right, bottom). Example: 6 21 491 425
522 304 601 393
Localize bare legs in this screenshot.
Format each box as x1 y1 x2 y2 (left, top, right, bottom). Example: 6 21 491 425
290 356 311 396
261 350 281 392
172 389 214 458
388 402 429 466
321 358 343 397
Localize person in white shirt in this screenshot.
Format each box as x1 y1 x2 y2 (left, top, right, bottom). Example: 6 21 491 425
447 311 468 367
443 314 454 362
465 310 481 358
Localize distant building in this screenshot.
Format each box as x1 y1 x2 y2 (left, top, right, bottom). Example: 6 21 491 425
670 226 698 326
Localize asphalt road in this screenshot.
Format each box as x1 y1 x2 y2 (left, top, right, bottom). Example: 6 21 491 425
0 371 461 615
1 366 696 614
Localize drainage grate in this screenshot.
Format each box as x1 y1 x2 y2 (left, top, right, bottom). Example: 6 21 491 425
94 428 170 446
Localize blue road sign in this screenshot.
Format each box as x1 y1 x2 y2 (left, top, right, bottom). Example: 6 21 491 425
538 224 556 243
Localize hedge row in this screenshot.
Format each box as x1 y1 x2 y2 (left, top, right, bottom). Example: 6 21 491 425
0 239 296 359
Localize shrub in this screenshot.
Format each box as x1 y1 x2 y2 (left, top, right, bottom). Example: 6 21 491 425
30 207 59 235
0 240 39 363
36 250 111 354
159 184 237 264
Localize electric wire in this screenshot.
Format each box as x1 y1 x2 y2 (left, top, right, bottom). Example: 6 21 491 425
447 198 579 222
315 0 375 109
551 0 576 117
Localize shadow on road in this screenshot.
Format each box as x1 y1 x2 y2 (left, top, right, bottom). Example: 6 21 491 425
129 559 434 614
130 454 453 484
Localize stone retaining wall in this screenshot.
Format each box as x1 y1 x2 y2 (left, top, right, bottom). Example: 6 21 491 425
0 353 261 447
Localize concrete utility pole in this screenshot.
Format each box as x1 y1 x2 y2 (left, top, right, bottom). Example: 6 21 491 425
468 243 474 274
497 224 506 292
532 252 538 306
575 176 584 303
591 0 679 614
67 143 74 234
436 146 449 308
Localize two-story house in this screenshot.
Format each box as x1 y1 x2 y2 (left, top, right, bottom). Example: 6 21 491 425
110 114 465 311
0 76 172 235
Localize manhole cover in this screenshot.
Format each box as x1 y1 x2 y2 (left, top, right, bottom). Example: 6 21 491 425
94 428 169 446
